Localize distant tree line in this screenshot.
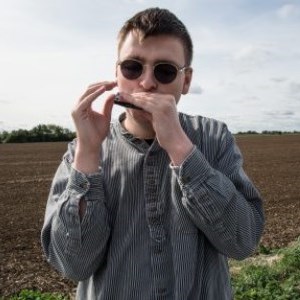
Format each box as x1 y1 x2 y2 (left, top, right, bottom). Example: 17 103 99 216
0 124 76 143
236 130 300 135
1 125 299 143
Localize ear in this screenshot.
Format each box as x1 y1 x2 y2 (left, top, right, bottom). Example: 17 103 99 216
115 63 119 79
182 68 193 95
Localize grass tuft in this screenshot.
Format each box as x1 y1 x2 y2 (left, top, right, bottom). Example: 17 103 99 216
1 290 69 300
231 238 300 299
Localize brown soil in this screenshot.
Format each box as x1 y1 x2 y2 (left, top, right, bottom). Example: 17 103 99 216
0 135 299 297
236 135 300 249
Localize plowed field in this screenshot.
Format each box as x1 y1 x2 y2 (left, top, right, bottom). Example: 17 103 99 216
0 135 299 297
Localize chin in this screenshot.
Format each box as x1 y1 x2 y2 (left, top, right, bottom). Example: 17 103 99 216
127 109 152 124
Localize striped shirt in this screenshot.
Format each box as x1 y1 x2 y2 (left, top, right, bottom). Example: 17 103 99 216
41 112 264 300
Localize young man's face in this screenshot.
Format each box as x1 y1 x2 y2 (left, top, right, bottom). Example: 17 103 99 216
116 31 192 105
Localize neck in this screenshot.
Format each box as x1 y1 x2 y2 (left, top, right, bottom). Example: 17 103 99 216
122 112 156 140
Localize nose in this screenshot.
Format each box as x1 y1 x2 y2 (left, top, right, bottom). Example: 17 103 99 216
138 65 158 91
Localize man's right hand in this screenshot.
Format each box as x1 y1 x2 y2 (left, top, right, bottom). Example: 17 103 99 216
72 81 117 173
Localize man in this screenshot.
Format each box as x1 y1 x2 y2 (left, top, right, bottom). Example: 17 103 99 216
41 7 264 300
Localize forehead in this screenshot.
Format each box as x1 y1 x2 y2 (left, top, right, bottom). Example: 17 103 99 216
118 31 186 64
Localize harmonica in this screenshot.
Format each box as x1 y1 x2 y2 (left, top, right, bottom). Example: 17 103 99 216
114 94 143 110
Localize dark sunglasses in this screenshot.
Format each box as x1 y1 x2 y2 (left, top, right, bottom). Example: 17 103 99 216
118 59 188 84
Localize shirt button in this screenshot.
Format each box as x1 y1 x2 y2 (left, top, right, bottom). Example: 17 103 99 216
146 160 155 166
68 205 78 215
153 247 163 254
148 216 160 225
148 179 156 185
79 182 89 189
181 175 191 184
158 287 167 294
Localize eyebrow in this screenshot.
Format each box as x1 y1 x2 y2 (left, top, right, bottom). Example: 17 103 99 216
122 55 182 67
128 55 145 62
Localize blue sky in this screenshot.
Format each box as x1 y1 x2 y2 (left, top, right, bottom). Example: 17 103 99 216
1 0 300 133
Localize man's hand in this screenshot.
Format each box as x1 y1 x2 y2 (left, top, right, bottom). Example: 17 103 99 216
121 92 194 166
72 81 117 173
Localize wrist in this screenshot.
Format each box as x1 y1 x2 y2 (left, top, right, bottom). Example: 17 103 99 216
166 135 194 166
74 147 101 174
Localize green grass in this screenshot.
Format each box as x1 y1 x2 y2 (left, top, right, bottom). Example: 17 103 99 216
0 290 68 300
231 238 300 299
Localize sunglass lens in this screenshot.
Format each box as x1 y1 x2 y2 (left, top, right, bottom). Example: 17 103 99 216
120 60 143 80
154 64 177 84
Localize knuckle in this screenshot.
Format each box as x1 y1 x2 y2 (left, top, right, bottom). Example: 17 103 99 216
71 106 79 117
71 110 76 118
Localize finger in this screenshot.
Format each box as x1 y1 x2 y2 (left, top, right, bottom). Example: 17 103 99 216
78 86 107 110
79 81 117 102
132 92 176 112
72 87 106 121
87 81 117 91
118 92 146 110
79 81 117 101
76 81 118 112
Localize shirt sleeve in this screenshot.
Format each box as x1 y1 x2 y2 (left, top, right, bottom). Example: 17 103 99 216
171 125 265 260
41 143 111 281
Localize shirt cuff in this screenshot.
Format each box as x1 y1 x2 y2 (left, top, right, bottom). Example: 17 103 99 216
66 166 104 201
170 147 213 186
169 145 196 169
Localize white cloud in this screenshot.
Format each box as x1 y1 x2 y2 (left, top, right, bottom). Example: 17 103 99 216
289 82 300 96
233 44 273 62
123 0 146 3
270 77 288 83
231 44 276 74
264 110 295 117
277 4 300 19
189 84 204 95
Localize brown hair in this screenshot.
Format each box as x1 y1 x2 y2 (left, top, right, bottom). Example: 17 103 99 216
118 7 193 66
